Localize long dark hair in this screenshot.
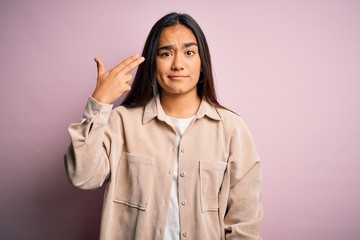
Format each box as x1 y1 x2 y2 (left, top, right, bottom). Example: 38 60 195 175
121 12 223 108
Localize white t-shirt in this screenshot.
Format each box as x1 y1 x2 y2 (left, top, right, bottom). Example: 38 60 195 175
164 115 195 240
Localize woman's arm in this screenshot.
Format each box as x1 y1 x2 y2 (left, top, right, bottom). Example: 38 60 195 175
224 163 263 239
64 97 113 189
64 55 145 189
224 119 263 239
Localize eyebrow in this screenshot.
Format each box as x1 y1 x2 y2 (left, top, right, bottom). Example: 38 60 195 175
157 42 198 51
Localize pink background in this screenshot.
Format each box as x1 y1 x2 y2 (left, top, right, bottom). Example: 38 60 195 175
1 1 359 239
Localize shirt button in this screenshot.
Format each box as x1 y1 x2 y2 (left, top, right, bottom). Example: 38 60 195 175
181 200 186 205
180 148 185 153
93 111 99 115
180 172 185 177
182 231 187 237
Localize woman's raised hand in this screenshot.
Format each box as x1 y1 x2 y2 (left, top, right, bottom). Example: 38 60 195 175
91 55 145 104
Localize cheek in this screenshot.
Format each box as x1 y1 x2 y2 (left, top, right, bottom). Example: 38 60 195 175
156 60 168 75
193 61 202 76
156 62 165 83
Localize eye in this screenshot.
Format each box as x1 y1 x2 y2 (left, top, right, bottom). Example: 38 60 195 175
185 50 195 56
159 51 173 57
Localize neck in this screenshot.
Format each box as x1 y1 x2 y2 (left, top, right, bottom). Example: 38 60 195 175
160 92 201 118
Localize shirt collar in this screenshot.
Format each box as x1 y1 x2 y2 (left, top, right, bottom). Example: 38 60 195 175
142 95 221 125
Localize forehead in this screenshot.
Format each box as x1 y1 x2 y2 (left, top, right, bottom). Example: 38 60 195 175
158 24 197 45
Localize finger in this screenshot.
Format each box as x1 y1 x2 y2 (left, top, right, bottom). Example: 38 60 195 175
121 84 132 94
122 74 133 84
121 56 145 74
113 54 141 71
113 55 145 74
94 57 106 76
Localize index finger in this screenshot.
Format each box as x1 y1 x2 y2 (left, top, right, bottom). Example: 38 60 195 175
113 55 145 74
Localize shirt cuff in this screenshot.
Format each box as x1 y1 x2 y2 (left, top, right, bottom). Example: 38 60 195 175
82 96 113 125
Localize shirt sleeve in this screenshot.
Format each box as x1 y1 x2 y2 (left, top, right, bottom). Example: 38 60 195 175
224 119 263 240
64 97 113 190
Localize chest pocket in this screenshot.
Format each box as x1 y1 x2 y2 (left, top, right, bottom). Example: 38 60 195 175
199 160 228 212
113 152 155 210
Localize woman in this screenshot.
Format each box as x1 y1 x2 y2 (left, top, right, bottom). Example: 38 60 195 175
65 12 263 240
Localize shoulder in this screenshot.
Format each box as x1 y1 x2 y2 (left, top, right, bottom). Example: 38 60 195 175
216 107 249 131
112 105 143 116
214 107 257 145
108 105 144 126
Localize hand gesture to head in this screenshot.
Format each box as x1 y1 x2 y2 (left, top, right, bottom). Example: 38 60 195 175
91 55 145 104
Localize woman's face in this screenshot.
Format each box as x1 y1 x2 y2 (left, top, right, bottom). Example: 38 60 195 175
156 24 201 98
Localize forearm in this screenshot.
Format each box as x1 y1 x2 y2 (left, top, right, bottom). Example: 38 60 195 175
64 97 113 189
224 163 263 240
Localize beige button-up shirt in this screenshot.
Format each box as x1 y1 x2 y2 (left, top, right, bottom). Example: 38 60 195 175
65 96 263 240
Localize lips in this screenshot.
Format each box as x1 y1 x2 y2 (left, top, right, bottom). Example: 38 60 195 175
168 75 188 80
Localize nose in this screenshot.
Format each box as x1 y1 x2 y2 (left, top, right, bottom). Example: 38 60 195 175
171 53 184 71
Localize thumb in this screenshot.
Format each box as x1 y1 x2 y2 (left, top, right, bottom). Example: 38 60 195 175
94 57 106 76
